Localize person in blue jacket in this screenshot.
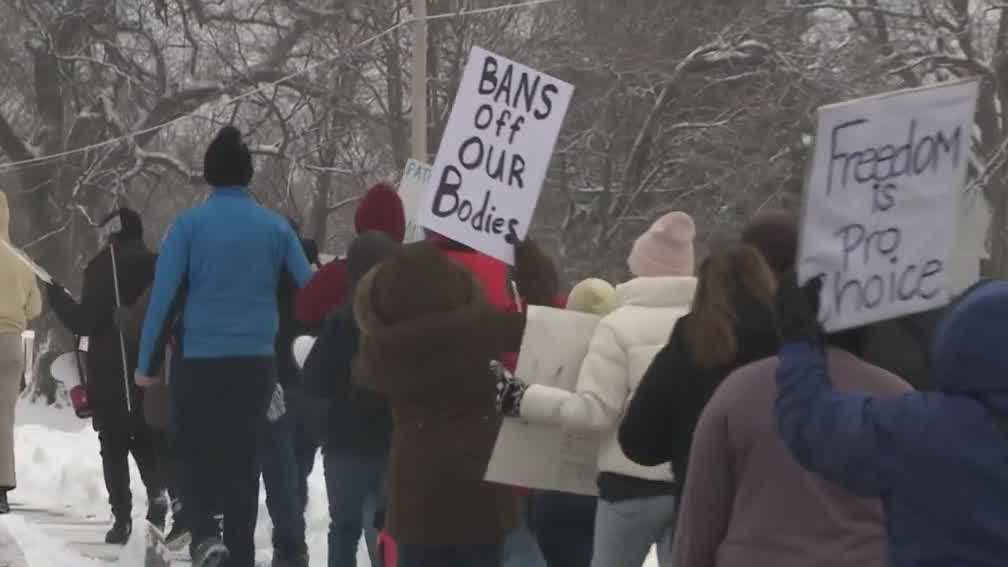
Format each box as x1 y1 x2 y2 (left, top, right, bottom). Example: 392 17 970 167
135 126 312 567
775 275 1008 567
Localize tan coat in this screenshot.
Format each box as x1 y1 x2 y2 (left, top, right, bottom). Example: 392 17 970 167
0 191 41 335
353 243 526 546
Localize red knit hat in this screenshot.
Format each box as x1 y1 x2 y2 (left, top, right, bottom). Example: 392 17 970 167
355 182 406 243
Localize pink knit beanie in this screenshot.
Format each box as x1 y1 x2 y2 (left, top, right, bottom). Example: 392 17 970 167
627 211 696 277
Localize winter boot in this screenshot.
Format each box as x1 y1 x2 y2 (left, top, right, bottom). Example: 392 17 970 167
192 538 229 567
105 518 133 545
165 500 192 552
0 489 10 514
147 495 168 531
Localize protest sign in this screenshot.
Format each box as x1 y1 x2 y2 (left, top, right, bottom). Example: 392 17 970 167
485 306 602 496
398 159 432 243
1 239 53 284
417 46 574 263
798 79 979 332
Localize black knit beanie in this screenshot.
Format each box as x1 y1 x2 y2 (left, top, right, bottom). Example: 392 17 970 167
348 231 398 287
203 126 254 187
101 207 143 242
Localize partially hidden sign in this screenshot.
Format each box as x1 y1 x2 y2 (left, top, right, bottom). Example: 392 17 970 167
417 46 574 264
798 79 979 332
398 159 432 244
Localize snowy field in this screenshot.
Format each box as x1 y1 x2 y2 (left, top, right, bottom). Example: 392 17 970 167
6 399 659 566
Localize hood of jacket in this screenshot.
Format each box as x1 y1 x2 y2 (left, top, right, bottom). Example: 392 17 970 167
612 276 697 310
932 280 1008 404
0 191 9 242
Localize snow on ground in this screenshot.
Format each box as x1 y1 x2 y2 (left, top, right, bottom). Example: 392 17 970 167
11 398 657 566
11 399 371 565
0 515 102 567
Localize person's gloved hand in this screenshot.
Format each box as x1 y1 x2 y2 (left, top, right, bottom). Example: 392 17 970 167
776 272 824 345
514 238 558 306
45 281 71 305
492 360 528 417
301 238 320 268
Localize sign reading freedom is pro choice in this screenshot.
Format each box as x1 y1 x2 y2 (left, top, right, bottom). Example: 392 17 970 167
798 80 979 332
418 46 573 263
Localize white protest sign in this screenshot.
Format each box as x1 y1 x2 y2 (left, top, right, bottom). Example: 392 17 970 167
1 239 53 284
485 306 602 496
398 159 432 243
798 80 979 332
417 46 574 264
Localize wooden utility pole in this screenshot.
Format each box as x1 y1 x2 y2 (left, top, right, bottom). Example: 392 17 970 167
412 0 428 161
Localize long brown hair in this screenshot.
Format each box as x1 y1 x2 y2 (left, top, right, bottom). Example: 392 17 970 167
683 243 777 369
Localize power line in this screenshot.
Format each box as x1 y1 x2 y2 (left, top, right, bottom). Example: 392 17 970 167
0 0 563 174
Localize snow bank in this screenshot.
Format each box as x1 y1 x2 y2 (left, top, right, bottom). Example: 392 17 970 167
12 400 372 565
0 515 102 567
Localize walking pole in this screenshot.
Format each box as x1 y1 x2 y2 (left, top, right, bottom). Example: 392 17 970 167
109 243 133 414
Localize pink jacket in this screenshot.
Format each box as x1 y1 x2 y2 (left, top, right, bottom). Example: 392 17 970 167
672 348 909 567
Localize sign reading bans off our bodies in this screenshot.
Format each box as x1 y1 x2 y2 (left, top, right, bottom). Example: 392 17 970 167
798 79 979 332
417 46 574 263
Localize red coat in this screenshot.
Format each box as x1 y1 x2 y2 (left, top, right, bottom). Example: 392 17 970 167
295 258 349 327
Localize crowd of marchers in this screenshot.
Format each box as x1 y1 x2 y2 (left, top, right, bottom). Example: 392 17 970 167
0 124 1006 567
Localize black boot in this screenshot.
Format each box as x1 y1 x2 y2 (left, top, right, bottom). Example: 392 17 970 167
147 495 168 531
105 517 132 545
165 499 191 551
0 490 10 514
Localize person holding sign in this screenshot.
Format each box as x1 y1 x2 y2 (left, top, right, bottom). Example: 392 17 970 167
0 191 41 515
775 276 1008 566
352 239 555 567
496 212 698 567
47 208 167 545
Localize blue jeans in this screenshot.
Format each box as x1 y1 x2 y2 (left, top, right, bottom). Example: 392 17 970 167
590 495 676 567
324 452 386 567
501 497 547 567
261 411 307 558
398 544 501 567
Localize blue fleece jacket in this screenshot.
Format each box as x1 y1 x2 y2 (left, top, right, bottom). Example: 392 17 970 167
137 188 312 374
776 280 1008 567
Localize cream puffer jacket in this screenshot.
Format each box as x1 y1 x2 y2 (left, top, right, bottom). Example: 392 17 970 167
520 276 697 482
0 192 41 335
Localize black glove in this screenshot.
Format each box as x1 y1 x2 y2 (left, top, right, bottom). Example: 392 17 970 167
514 238 559 306
492 360 527 417
776 272 824 345
301 238 320 268
45 281 71 305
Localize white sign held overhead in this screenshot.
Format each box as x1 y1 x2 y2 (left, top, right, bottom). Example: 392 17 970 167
798 79 980 332
417 46 574 264
398 159 433 243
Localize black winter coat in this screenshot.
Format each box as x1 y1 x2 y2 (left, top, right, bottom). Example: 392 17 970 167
618 294 778 485
303 303 392 456
49 240 156 430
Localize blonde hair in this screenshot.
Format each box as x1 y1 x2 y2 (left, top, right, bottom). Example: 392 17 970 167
683 244 777 368
567 278 616 315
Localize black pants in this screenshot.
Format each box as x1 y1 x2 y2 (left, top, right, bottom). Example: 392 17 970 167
98 413 164 521
528 490 597 567
173 357 274 567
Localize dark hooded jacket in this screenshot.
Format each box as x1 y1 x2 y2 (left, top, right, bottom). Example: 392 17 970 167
303 232 397 455
49 238 156 429
618 291 779 488
353 241 526 546
776 280 1008 567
